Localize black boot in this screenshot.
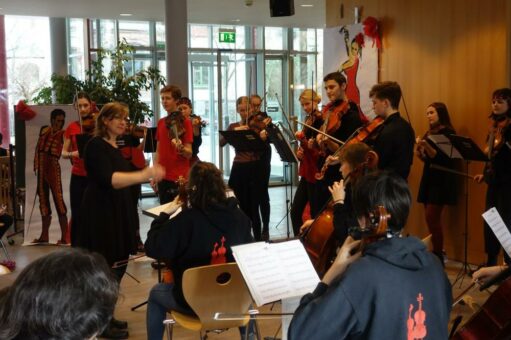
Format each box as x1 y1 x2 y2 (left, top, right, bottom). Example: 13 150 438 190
100 325 128 339
110 318 128 329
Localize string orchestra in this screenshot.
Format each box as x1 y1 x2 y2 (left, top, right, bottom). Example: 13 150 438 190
2 77 511 340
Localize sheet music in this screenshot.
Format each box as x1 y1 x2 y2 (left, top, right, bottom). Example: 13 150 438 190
482 207 511 258
232 240 320 306
427 134 462 159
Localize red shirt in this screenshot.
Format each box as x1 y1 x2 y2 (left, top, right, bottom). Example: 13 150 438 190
120 146 146 169
156 117 193 181
64 121 87 177
298 144 321 183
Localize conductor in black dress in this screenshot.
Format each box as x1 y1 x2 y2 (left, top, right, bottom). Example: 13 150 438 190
77 102 164 337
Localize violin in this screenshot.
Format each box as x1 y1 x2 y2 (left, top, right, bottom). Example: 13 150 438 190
80 112 98 134
190 113 207 128
248 112 272 134
483 114 509 182
165 111 185 140
320 100 350 136
126 123 148 139
315 117 384 181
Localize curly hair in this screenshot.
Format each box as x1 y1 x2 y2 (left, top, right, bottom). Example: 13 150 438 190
186 161 227 211
0 248 119 340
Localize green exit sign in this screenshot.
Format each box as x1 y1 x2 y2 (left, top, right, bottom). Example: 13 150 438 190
219 29 236 43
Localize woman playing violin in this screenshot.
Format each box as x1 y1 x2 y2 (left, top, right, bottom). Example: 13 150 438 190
289 171 451 340
291 89 324 236
177 96 203 166
474 88 511 266
153 85 193 204
63 91 96 246
220 96 265 240
313 72 364 216
416 102 458 265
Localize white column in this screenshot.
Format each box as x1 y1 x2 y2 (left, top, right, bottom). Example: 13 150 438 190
164 0 189 96
49 17 68 76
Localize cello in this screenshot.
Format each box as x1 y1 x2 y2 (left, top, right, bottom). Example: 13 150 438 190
301 148 379 276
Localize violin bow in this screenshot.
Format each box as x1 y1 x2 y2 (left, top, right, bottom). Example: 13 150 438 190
293 118 344 145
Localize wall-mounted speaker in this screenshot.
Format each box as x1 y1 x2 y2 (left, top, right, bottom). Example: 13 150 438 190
270 0 295 17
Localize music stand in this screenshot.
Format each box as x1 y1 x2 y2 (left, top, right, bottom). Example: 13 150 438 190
427 134 487 285
143 127 158 153
266 124 298 239
219 129 267 152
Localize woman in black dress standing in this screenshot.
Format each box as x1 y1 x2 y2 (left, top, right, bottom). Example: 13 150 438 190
416 102 457 265
78 102 164 337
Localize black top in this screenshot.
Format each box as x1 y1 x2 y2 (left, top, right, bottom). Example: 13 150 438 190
417 127 459 205
0 148 7 157
192 128 202 157
289 237 452 340
77 137 138 265
489 127 511 186
365 112 415 180
145 197 253 312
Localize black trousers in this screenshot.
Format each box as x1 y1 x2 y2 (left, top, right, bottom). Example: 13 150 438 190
70 174 88 247
229 161 262 240
291 178 318 237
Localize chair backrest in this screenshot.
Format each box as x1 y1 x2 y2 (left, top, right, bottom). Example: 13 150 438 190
182 262 253 331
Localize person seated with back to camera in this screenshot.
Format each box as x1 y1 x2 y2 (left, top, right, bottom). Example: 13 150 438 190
0 248 119 340
288 171 452 340
144 161 254 340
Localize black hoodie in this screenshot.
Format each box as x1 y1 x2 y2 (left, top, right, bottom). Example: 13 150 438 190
289 236 452 339
145 197 253 311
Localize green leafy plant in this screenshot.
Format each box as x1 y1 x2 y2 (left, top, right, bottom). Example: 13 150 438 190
33 39 166 124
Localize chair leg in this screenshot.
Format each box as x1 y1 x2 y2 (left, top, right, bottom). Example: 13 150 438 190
163 319 175 340
0 239 10 261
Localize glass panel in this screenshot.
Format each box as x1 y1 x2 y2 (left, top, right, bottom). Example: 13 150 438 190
100 19 117 50
292 28 316 52
246 26 263 49
119 20 150 47
156 22 166 49
189 24 210 48
264 27 286 50
90 19 99 49
68 18 85 79
291 53 318 121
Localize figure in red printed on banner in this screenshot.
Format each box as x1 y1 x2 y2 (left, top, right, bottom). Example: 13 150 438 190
339 28 364 106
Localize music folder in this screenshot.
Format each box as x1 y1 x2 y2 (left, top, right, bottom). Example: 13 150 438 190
427 134 487 162
219 129 267 152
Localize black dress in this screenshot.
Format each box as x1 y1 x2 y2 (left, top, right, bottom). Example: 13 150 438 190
77 136 138 266
417 127 458 205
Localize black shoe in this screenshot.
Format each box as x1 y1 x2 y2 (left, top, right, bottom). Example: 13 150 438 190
100 326 129 339
110 318 128 330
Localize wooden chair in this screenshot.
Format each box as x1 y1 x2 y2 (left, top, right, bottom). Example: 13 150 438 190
164 262 260 340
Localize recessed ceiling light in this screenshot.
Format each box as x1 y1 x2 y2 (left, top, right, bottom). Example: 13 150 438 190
230 19 241 22
120 13 133 17
301 4 314 7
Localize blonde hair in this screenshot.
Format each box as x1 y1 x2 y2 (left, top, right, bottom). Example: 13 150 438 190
94 102 128 138
299 89 321 103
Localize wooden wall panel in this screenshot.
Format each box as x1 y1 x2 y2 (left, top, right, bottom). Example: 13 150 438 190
326 0 511 264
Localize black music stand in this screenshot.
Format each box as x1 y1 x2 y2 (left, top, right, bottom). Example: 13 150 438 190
219 129 267 152
143 127 158 153
427 134 487 285
266 124 298 239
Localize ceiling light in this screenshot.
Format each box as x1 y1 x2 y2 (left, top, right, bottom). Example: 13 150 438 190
301 4 313 7
120 13 133 17
231 19 241 22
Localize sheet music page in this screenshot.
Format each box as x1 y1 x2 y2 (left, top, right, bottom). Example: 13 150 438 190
232 240 320 306
427 134 462 159
482 207 511 258
270 240 320 296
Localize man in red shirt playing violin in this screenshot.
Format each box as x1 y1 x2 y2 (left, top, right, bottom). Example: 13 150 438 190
153 85 193 204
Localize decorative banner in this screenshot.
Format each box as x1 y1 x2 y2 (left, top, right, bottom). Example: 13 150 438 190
323 22 379 119
23 105 75 245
